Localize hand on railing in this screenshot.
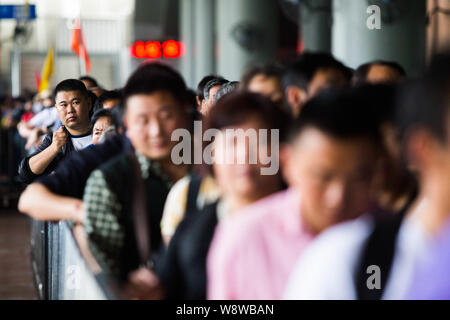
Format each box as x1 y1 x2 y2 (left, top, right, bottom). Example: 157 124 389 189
72 223 103 275
124 266 165 300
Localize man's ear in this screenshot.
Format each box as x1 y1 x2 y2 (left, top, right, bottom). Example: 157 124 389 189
285 86 308 118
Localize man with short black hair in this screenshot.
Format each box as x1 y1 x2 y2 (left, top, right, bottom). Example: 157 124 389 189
82 63 191 294
79 75 104 97
351 60 406 86
196 75 219 111
18 79 93 184
283 51 352 117
94 89 122 110
201 77 228 115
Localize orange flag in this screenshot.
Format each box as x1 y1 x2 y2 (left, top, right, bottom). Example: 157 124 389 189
70 18 91 74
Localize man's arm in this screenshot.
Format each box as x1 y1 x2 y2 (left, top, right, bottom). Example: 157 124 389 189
36 134 130 198
28 126 67 175
18 183 84 223
17 121 35 138
72 224 102 274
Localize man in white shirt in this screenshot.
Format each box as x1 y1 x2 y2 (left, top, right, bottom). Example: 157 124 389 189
284 53 450 300
18 79 93 184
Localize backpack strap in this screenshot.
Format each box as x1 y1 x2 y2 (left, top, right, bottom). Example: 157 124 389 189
185 173 202 218
355 192 417 300
128 152 151 268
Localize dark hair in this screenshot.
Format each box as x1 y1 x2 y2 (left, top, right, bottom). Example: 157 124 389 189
90 108 119 132
241 63 284 89
214 81 240 103
123 62 187 106
197 75 224 100
96 89 122 107
54 79 90 99
288 87 383 146
79 75 99 88
354 83 398 124
397 53 450 144
203 78 229 101
205 91 290 143
352 60 406 86
283 51 352 91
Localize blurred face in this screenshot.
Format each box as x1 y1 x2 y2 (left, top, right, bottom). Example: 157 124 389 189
283 127 379 234
248 75 283 103
92 116 112 145
24 101 33 112
43 97 54 107
125 91 187 160
202 85 221 115
81 80 95 90
212 116 281 206
308 67 348 98
409 114 450 187
366 65 403 84
103 99 120 110
55 90 91 133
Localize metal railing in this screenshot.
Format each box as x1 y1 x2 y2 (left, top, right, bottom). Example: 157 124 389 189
30 220 112 300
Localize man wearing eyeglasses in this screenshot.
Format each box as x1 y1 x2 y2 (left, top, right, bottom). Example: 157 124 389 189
18 79 93 184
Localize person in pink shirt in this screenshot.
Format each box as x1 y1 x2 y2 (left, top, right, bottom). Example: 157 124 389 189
207 87 385 300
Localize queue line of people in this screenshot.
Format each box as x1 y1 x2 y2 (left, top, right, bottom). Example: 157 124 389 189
14 51 450 300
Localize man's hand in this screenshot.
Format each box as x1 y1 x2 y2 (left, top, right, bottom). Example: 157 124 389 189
52 126 67 153
25 128 42 150
125 267 164 300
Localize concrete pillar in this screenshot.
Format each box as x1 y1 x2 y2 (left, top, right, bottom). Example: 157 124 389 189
11 41 21 97
332 0 426 76
180 0 196 87
194 0 215 86
216 0 278 81
299 0 332 52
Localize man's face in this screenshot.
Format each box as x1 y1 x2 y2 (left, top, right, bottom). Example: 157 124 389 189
283 127 379 234
125 91 187 160
55 90 91 131
248 75 283 103
308 67 349 98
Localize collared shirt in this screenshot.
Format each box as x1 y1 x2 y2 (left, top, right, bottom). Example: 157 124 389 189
83 151 173 275
70 132 93 151
283 210 431 300
206 189 315 300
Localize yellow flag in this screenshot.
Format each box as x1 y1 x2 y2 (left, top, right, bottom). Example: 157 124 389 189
39 46 54 93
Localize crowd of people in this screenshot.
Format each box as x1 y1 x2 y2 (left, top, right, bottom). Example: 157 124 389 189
2 49 449 299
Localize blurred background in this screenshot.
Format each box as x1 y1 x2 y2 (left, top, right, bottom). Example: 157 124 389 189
0 0 449 301
0 0 447 96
